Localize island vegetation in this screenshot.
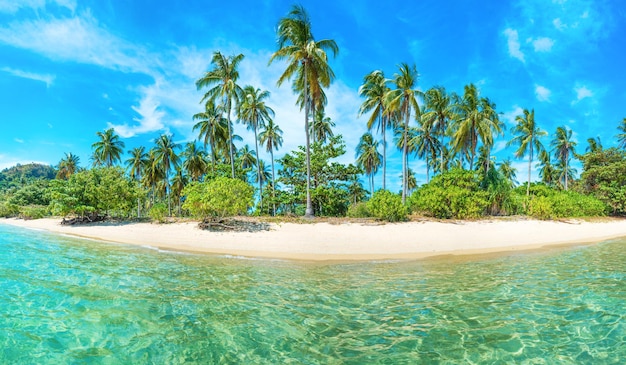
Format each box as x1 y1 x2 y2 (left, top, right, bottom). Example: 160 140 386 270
1 5 626 225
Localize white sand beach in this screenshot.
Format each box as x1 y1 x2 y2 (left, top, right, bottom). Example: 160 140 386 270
2 217 626 261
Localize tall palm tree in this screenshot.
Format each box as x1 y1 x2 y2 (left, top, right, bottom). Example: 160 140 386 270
355 132 382 195
423 86 455 173
498 158 518 187
237 144 257 171
536 149 556 186
259 119 283 216
311 109 335 144
507 109 547 196
410 114 441 183
196 51 244 178
182 142 208 182
239 85 275 210
358 70 391 189
452 84 502 171
551 126 577 190
92 128 125 167
57 152 80 180
153 134 181 215
170 167 188 217
142 149 164 205
193 100 228 172
126 146 148 218
269 4 338 217
617 118 626 149
386 63 422 203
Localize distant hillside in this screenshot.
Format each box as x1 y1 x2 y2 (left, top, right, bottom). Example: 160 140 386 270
0 163 57 188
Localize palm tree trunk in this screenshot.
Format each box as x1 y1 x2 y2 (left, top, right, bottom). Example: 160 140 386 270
564 150 568 190
426 154 430 183
303 60 314 217
254 127 263 212
382 114 386 191
226 97 235 179
527 146 532 197
270 148 276 216
401 106 409 204
440 118 445 174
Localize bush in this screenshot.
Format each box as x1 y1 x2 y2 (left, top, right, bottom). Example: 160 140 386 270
182 177 254 219
149 203 168 223
19 205 49 220
367 190 407 222
528 196 554 220
0 202 20 218
526 189 607 219
347 201 370 218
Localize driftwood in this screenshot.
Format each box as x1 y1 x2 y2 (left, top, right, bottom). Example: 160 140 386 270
198 218 270 232
61 215 107 225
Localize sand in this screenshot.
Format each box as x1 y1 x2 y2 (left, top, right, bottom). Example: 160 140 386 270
2 217 626 261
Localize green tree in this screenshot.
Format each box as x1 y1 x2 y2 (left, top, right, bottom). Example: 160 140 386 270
410 114 441 183
579 148 626 215
269 4 338 217
423 86 455 173
196 51 244 178
386 63 422 203
536 150 557 186
259 119 283 216
237 144 257 172
586 137 603 153
507 109 547 196
57 152 80 180
182 177 254 219
182 142 208 182
551 126 577 190
498 158 518 187
193 100 229 172
311 109 335 144
617 118 626 149
92 128 125 167
126 146 148 218
153 134 181 215
355 132 382 195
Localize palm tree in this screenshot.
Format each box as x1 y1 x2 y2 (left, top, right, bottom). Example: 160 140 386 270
617 118 626 149
498 158 518 187
311 109 335 144
254 159 272 188
170 167 188 216
259 119 283 216
507 109 547 196
585 137 603 153
406 168 417 193
92 128 125 167
410 114 441 183
423 86 455 173
269 4 338 217
153 134 181 215
142 149 164 205
182 142 208 182
239 85 275 211
358 70 391 189
386 63 421 203
536 150 556 186
193 100 229 172
551 126 577 190
57 152 80 179
452 84 502 171
355 132 382 195
126 146 148 218
196 51 244 178
237 144 257 171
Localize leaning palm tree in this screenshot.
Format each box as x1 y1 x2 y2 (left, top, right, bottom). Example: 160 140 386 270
196 51 244 178
239 85 275 210
355 132 382 195
551 126 577 190
126 146 148 217
386 63 422 203
507 109 547 196
57 152 80 180
269 4 338 217
182 142 208 182
92 128 125 167
358 70 391 189
617 118 626 149
259 119 283 216
423 86 455 173
153 134 181 215
193 100 229 172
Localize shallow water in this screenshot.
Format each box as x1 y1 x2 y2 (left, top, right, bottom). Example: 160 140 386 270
0 223 624 364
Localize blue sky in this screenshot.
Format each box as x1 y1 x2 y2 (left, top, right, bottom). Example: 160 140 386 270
1 0 625 191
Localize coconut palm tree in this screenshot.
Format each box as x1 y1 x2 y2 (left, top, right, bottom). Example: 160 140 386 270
358 70 391 189
536 149 556 186
269 4 338 217
125 146 148 217
142 149 164 205
423 86 455 173
551 126 577 190
586 136 603 153
193 100 228 172
237 144 257 172
259 119 283 216
170 167 188 216
196 51 244 179
410 114 441 183
182 142 208 182
57 152 80 180
153 134 181 215
355 132 382 195
498 158 518 187
406 168 417 193
92 128 125 167
507 109 547 196
311 109 335 144
386 63 422 203
239 85 275 210
617 118 626 149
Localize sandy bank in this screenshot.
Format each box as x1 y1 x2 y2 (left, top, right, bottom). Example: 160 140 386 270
2 217 626 261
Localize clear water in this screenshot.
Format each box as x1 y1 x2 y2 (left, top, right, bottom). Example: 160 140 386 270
0 223 624 364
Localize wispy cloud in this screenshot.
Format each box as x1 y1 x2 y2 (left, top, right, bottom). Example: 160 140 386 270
535 85 551 102
14 138 24 143
504 28 525 62
574 85 593 101
108 84 166 138
502 105 524 126
531 37 554 52
0 67 55 87
0 0 76 14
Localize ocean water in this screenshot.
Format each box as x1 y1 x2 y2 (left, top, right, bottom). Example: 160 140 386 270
0 223 624 364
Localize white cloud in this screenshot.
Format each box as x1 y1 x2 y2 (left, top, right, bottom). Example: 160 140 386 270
0 67 55 87
504 28 525 62
553 18 566 31
574 85 593 101
109 84 166 138
502 105 524 126
14 138 24 143
532 37 554 52
535 85 551 102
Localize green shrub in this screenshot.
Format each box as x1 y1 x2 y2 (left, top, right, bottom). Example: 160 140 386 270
19 205 49 220
182 177 255 219
528 196 554 220
526 190 606 219
367 190 407 222
0 202 20 218
149 203 168 223
347 201 370 218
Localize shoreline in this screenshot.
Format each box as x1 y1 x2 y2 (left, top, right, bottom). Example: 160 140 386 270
2 217 626 262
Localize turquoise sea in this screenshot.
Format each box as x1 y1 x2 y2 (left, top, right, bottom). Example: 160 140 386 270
0 223 624 364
